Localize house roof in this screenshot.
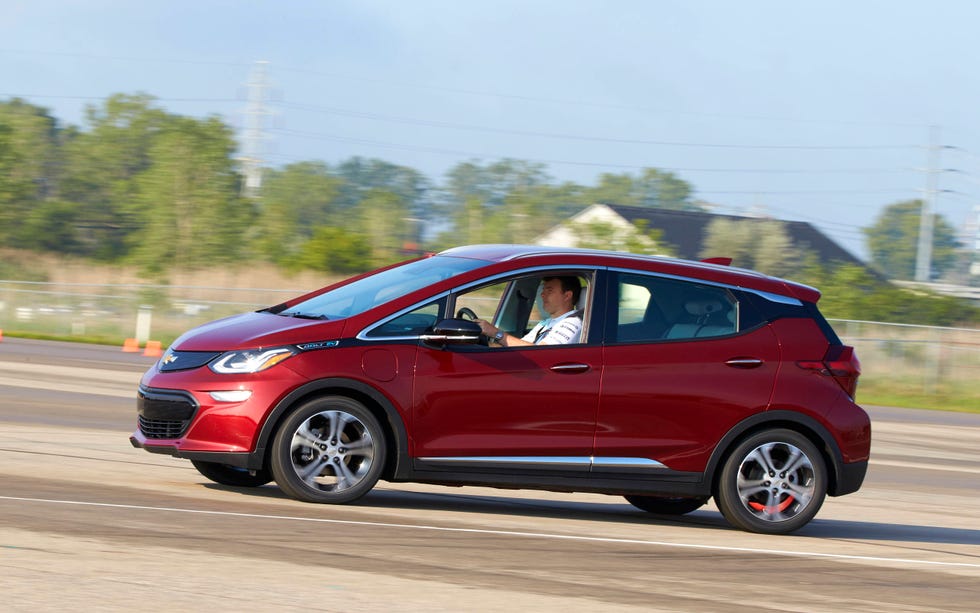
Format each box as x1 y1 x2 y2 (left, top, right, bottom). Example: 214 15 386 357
601 204 867 268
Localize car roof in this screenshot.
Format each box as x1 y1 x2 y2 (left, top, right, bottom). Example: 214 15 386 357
438 244 821 304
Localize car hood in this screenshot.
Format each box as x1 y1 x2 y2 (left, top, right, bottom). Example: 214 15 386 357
171 311 348 351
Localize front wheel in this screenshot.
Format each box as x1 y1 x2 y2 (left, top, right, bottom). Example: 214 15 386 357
270 396 386 504
191 460 273 487
625 495 709 515
715 429 827 534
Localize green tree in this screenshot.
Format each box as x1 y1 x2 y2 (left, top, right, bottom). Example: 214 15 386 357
864 199 959 280
496 183 591 243
59 93 170 259
356 188 412 267
257 161 345 264
0 98 65 247
569 219 674 256
129 115 250 274
435 179 590 249
443 159 550 211
584 168 697 210
798 262 978 326
20 200 83 252
335 157 432 220
700 218 798 276
297 226 371 273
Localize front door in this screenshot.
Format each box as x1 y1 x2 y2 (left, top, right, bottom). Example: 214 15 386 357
411 271 601 470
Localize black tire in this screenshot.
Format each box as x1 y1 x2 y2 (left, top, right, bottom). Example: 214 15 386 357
270 396 386 504
625 495 709 516
715 428 827 534
191 460 273 487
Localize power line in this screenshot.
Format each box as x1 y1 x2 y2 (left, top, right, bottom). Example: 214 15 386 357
0 92 239 104
2 89 922 154
272 128 917 179
276 101 919 151
0 47 939 129
0 48 248 69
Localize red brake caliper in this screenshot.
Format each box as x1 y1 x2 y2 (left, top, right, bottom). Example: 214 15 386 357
749 496 794 514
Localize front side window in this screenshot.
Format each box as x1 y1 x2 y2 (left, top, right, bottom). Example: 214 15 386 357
612 272 737 343
364 299 445 339
454 270 593 345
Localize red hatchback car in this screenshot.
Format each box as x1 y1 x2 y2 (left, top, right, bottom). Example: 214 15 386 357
131 245 870 534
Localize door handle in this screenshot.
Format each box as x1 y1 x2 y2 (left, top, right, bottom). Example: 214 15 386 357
550 363 591 374
725 357 764 369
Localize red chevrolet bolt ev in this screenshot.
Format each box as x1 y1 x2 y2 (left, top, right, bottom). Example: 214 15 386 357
131 245 870 534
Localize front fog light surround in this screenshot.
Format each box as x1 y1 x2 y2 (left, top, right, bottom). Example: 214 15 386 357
209 390 253 403
209 347 296 374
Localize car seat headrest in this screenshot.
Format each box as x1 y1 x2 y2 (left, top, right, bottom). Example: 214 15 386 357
684 300 723 316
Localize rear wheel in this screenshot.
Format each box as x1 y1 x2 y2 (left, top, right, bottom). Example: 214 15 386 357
270 396 386 504
715 429 827 534
625 495 709 515
191 460 273 487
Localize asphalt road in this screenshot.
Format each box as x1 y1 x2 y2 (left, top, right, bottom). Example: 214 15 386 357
1 337 979 612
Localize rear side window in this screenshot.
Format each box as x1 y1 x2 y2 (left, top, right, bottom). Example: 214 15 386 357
741 294 841 345
611 272 738 342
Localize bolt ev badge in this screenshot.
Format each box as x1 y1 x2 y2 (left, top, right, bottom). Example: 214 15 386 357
162 353 178 365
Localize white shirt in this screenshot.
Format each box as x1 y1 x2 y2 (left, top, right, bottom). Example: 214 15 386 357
522 310 583 345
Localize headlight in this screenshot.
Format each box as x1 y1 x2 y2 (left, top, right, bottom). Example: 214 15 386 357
209 347 296 374
209 390 253 402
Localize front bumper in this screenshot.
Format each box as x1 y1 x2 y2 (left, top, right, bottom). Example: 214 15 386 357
129 432 258 468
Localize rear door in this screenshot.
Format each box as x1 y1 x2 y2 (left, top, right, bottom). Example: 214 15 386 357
594 271 780 475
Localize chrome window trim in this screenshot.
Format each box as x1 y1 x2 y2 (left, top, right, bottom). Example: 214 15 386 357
608 267 803 307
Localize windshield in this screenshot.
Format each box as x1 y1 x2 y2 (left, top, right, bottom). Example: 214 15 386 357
278 255 486 320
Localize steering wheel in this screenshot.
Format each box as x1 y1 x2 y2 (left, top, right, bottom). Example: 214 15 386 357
456 307 478 320
455 306 491 346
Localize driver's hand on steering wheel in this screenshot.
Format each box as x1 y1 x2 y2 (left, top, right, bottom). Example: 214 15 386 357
475 319 497 338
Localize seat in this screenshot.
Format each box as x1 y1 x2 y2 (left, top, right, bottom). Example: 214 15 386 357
696 309 736 338
665 299 729 339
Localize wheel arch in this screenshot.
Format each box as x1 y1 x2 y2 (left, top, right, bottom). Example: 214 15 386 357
705 410 847 497
251 378 411 481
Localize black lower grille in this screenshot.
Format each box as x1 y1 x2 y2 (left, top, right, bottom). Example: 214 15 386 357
137 387 198 440
139 415 190 439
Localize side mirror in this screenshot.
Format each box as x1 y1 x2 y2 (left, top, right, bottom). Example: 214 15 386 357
420 318 483 346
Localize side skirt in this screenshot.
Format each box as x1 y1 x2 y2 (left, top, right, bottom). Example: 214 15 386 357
406 456 708 497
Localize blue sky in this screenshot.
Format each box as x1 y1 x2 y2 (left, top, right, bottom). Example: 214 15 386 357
3 1 980 260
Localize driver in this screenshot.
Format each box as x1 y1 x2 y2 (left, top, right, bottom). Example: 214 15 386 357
476 276 582 347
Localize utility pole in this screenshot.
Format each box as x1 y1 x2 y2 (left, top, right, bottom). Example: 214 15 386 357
240 60 271 199
971 205 980 278
915 126 942 282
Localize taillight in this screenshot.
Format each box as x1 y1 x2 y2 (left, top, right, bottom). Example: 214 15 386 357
797 345 861 399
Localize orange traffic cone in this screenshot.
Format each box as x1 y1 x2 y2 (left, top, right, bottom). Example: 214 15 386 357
0 329 4 342
144 340 163 357
122 338 139 352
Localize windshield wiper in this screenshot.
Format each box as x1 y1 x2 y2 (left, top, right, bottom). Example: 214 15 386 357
282 312 329 320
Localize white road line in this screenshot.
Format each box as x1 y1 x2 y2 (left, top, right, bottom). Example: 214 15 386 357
872 459 980 475
2 495 978 570
0 376 135 398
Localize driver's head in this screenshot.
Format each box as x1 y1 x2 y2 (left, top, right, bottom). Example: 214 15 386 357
540 276 581 316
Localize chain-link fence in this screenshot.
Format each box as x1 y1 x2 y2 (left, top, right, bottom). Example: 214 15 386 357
1 281 977 408
0 280 303 345
830 319 980 408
